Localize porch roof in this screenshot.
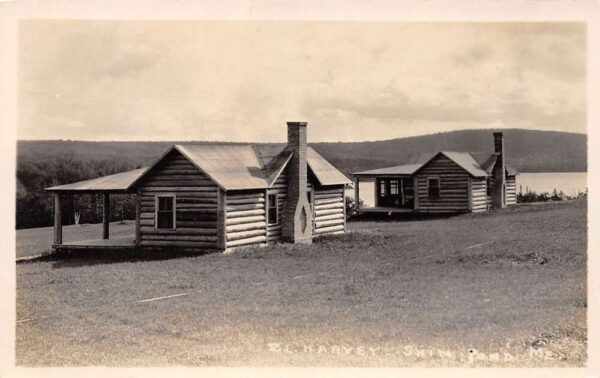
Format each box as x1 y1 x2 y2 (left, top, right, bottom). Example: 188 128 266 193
45 167 147 193
351 164 422 178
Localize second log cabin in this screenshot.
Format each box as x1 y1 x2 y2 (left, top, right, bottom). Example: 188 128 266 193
352 132 518 214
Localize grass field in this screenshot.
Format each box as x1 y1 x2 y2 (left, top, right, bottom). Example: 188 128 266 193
15 200 587 367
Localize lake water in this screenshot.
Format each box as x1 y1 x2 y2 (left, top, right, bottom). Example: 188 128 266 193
345 172 587 207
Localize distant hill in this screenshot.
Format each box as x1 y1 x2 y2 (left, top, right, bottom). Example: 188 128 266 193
311 129 587 175
18 129 587 175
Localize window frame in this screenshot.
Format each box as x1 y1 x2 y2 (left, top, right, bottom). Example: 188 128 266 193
486 177 492 196
267 193 278 225
155 194 176 230
390 179 399 195
427 176 441 201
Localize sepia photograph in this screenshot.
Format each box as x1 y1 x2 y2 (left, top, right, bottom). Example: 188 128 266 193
1 0 598 376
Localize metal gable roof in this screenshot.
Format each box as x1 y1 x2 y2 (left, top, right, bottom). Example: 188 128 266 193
176 144 352 189
356 152 489 179
175 144 270 190
307 147 352 186
353 151 518 179
477 153 519 176
43 143 353 193
440 151 489 177
45 167 148 193
255 144 352 186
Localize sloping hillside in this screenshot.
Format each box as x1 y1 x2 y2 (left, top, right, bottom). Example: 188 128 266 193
310 129 586 175
18 129 586 175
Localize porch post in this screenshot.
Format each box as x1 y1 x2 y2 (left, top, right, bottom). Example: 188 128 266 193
53 193 62 245
375 179 379 207
102 193 110 239
354 176 360 211
135 190 141 246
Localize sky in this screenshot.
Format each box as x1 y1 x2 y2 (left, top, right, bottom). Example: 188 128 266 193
18 21 586 142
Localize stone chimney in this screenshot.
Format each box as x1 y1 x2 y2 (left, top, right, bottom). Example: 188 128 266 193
282 122 313 244
492 132 506 208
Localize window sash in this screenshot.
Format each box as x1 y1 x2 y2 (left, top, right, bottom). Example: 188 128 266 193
267 194 278 225
155 195 176 229
428 178 440 200
158 197 173 211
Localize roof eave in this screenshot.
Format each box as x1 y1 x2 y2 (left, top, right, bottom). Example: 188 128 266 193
44 188 131 194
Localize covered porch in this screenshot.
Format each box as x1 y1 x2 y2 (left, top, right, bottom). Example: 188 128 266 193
52 235 136 253
352 164 422 214
45 168 147 252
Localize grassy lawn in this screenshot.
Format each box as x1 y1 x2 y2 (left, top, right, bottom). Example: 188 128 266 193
15 201 587 367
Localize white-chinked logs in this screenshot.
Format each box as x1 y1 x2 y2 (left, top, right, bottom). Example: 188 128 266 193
311 186 346 237
226 235 267 247
224 190 268 248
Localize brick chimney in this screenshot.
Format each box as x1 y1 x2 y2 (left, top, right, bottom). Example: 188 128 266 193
492 132 507 208
282 122 313 244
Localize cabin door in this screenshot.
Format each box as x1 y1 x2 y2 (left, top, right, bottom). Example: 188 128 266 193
378 178 403 207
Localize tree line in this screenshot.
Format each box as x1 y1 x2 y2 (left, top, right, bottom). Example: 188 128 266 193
17 154 140 229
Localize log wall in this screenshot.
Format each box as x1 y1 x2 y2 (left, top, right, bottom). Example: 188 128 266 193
414 155 470 213
312 185 345 236
136 150 348 252
138 150 219 250
470 177 487 213
506 175 517 205
225 190 267 248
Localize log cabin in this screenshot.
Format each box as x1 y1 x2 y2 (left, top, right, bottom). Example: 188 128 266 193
46 122 351 253
352 132 518 214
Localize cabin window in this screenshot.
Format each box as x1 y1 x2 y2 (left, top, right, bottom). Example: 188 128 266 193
486 177 492 196
268 194 278 225
379 180 386 196
156 195 175 229
428 178 440 200
390 180 399 195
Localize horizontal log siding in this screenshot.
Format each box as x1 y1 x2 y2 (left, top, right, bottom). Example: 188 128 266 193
471 177 487 213
138 151 219 250
312 185 345 236
506 175 517 206
225 190 267 248
415 155 470 213
266 172 288 243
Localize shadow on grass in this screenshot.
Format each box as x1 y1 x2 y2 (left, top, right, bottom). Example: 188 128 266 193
23 248 217 268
